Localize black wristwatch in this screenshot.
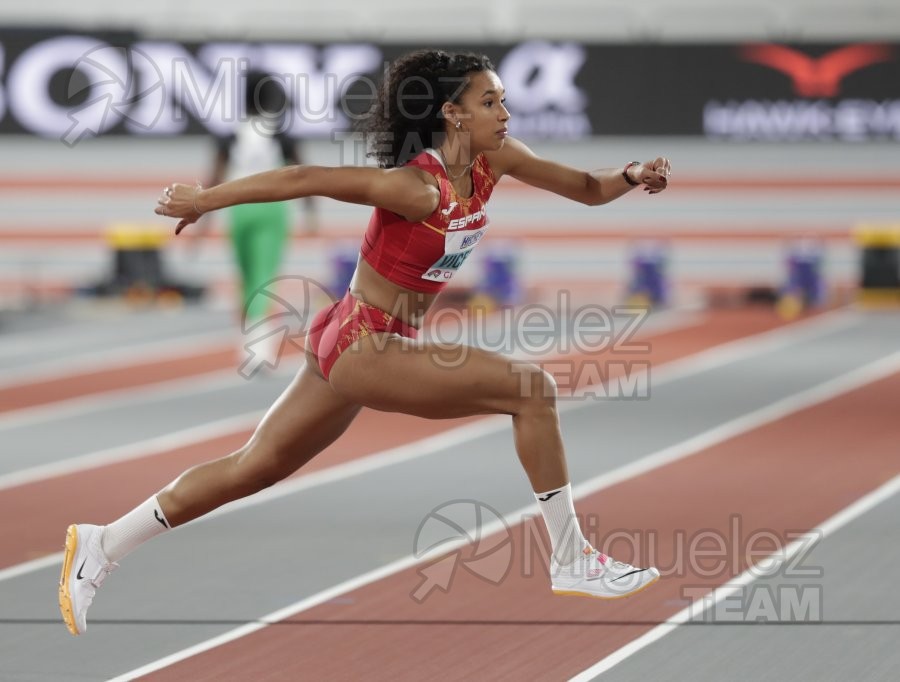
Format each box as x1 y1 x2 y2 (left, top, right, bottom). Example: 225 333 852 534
623 161 641 186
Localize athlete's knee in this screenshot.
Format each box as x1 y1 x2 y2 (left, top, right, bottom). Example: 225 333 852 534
511 363 558 412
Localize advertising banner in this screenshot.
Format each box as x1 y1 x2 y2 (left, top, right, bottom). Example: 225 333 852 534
0 30 897 141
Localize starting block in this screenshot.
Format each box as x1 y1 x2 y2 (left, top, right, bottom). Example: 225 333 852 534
82 224 204 302
854 223 900 308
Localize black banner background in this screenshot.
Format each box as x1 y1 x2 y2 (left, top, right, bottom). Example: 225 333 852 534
1 31 898 139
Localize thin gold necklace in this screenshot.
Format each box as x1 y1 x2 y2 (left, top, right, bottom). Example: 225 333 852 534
437 148 473 181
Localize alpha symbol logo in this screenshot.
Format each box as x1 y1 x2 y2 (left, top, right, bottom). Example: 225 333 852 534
740 44 894 98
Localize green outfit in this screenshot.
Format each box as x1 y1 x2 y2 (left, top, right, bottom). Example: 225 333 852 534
228 202 289 323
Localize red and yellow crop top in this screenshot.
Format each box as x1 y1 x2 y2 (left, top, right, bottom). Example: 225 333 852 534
360 148 497 293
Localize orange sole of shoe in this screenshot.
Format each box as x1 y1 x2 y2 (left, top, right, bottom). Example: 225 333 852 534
552 574 661 600
58 524 80 636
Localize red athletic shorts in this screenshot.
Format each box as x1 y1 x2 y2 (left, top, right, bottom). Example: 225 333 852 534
306 290 418 380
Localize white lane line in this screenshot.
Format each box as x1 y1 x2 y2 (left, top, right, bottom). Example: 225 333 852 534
0 555 61 583
0 315 226 359
0 367 282 433
568 347 900 500
0 330 231 389
0 308 697 483
0 417 510 586
0 322 140 358
570 472 900 681
0 412 264 492
609 307 857 388
0 307 854 488
0 306 855 434
105 348 900 682
0 301 630 415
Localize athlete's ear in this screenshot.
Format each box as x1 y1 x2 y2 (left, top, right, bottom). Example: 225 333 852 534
440 102 459 129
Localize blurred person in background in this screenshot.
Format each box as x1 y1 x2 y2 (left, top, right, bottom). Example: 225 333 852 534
203 70 318 365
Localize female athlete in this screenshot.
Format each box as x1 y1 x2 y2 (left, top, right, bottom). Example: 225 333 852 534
59 50 671 635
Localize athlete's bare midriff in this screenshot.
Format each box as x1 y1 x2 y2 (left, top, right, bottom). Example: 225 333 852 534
349 257 440 329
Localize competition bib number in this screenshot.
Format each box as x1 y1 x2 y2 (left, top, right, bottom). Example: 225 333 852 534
421 226 487 283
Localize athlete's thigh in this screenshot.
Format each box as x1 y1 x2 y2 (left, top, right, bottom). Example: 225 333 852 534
248 360 362 464
328 334 548 420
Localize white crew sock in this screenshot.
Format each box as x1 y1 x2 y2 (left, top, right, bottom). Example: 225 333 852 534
100 495 172 563
534 483 590 565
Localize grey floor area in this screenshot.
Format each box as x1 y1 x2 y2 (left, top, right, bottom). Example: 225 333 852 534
597 492 900 682
0 307 897 680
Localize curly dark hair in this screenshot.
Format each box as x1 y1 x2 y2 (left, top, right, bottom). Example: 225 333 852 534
362 50 495 168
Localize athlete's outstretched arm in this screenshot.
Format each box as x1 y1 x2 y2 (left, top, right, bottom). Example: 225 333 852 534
155 165 439 234
485 137 670 206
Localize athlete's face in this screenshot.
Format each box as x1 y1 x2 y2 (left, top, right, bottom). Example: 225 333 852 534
456 70 510 152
